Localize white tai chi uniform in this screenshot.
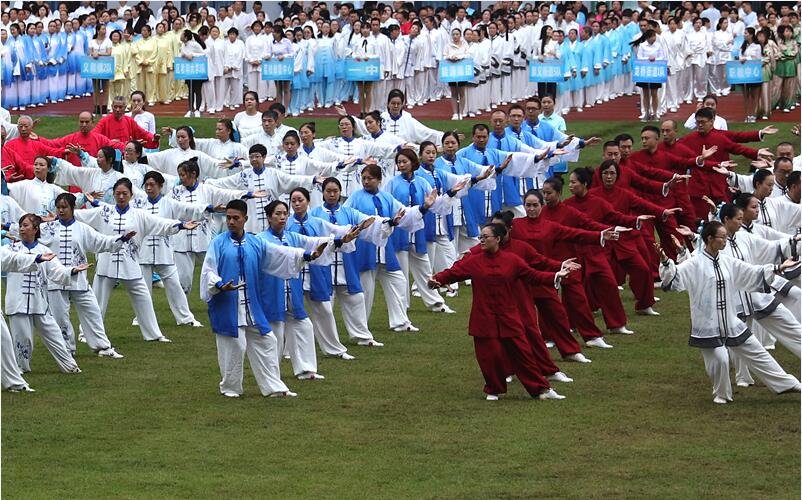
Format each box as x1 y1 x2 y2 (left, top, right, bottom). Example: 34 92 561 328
201 231 307 397
206 165 317 233
132 194 209 325
38 218 124 353
660 249 800 402
171 134 249 163
7 177 68 215
1 247 41 391
51 155 141 203
169 181 250 294
143 146 233 181
4 240 80 373
315 135 400 198
74 203 185 341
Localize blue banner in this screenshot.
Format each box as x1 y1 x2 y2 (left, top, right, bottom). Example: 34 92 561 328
174 56 208 80
439 58 474 83
726 60 762 84
528 60 563 83
731 36 744 59
344 58 381 81
79 56 115 79
631 59 668 83
261 57 294 81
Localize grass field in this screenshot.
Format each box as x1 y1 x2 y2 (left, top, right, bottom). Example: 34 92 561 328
2 117 799 499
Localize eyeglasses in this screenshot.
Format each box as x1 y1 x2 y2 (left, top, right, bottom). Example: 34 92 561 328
478 234 497 241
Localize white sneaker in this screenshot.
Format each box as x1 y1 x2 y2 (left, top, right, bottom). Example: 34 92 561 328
653 280 662 288
184 111 192 118
608 326 634 335
357 339 384 347
564 352 591 363
586 337 614 348
446 289 458 298
636 307 660 316
736 381 753 388
712 396 728 404
97 347 124 359
545 341 555 349
131 318 139 326
153 280 165 288
765 344 776 350
222 391 240 398
157 336 172 343
78 333 87 343
392 323 419 332
617 285 624 291
268 390 297 398
297 372 325 380
183 320 204 327
8 385 35 393
548 371 573 383
486 394 499 401
194 111 201 118
538 388 566 400
451 113 459 120
430 304 456 314
654 297 661 302
505 375 514 383
411 289 421 298
464 280 472 287
338 352 356 360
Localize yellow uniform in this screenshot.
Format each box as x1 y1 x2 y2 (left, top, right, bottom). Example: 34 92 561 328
134 36 158 104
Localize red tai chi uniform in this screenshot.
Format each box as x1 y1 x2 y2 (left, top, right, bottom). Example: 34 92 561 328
433 249 558 398
511 215 607 342
94 114 160 149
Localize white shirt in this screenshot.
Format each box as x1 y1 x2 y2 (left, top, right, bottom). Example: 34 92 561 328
127 111 156 134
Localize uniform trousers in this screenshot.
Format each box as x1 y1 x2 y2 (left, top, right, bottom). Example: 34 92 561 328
703 335 799 401
734 306 802 386
780 286 801 322
155 72 170 103
665 70 682 110
533 295 583 356
521 319 560 376
93 275 164 341
560 279 605 340
708 64 729 95
17 79 32 107
174 251 205 295
140 264 196 324
614 252 656 310
430 236 456 276
201 79 217 112
1 317 30 390
224 76 243 107
452 226 478 256
216 327 289 396
360 266 412 329
137 71 156 103
396 250 445 309
246 69 268 100
270 316 318 376
9 313 79 373
688 64 708 101
474 335 550 397
213 76 227 111
47 289 112 352
582 266 629 329
333 287 375 341
305 295 349 356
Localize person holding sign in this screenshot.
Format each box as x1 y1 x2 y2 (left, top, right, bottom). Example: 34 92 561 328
634 29 666 121
180 29 206 118
88 24 112 116
267 28 294 110
444 27 469 120
736 28 762 123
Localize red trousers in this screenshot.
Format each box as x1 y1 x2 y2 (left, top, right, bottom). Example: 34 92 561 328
534 295 582 356
560 279 605 340
583 267 628 330
615 252 656 311
474 336 550 397
500 324 560 377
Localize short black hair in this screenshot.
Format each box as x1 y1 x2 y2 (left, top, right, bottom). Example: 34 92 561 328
227 199 247 214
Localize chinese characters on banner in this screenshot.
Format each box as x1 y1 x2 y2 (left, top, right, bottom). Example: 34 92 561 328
173 56 208 80
725 60 762 84
344 58 381 81
261 57 294 81
439 58 475 83
79 56 115 79
631 59 668 84
528 60 563 83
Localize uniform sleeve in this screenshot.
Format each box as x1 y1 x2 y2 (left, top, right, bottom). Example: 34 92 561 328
206 171 245 190
659 258 687 292
204 184 249 207
729 258 776 293
0 247 38 273
73 206 107 232
200 241 223 303
259 238 309 279
52 158 98 190
82 222 125 254
433 253 474 285
270 169 316 195
42 255 73 287
139 210 182 238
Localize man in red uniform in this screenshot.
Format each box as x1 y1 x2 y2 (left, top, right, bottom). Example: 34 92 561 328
679 107 772 218
94 96 161 148
0 115 63 181
37 112 125 165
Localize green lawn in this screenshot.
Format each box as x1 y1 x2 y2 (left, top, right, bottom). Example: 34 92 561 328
2 118 799 499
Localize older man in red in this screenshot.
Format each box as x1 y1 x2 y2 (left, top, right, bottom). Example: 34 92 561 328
678 107 771 218
37 112 124 165
0 116 63 181
94 96 160 148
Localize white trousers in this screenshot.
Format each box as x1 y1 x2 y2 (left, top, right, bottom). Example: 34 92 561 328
216 327 289 396
360 266 411 329
704 335 799 401
735 307 802 385
140 264 196 325
430 235 456 275
47 289 112 352
2 317 29 390
779 286 801 322
305 295 348 356
452 226 478 257
333 287 374 341
93 275 163 341
224 76 243 107
174 251 204 295
213 76 226 111
708 64 729 95
396 250 444 309
201 79 217 112
8 313 78 373
246 69 268 100
270 317 318 376
665 70 683 110
689 64 707 100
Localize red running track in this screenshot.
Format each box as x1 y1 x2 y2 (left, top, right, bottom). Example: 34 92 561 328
9 88 799 124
